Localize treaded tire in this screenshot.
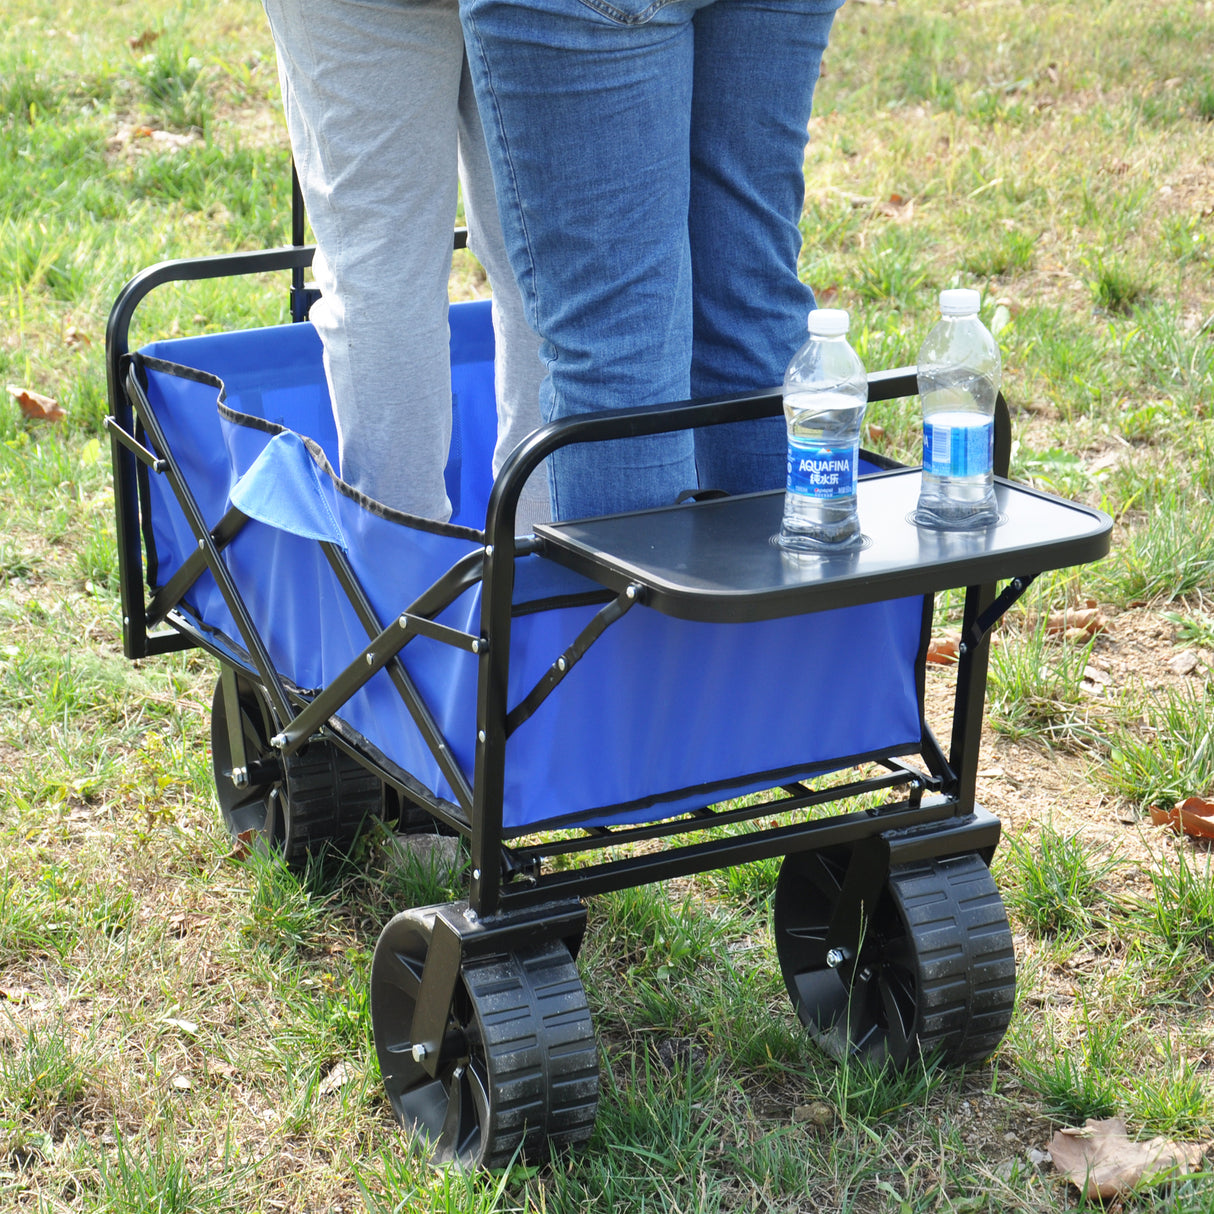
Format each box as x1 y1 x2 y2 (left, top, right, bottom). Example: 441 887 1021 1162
774 849 1016 1069
371 906 599 1168
210 672 384 868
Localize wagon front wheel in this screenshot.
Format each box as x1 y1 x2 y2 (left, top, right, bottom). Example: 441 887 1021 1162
370 906 599 1168
773 848 1016 1069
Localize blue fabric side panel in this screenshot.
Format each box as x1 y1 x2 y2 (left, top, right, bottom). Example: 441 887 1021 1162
496 595 923 831
140 360 250 642
144 324 338 462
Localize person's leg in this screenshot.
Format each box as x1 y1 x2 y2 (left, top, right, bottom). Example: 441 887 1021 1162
262 0 462 519
689 0 843 494
459 0 702 521
456 55 551 531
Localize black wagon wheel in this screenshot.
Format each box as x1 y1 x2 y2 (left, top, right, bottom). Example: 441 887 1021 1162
370 906 599 1168
210 671 384 868
773 848 1016 1069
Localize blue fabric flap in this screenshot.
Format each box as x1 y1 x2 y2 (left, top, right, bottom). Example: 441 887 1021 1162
229 430 348 549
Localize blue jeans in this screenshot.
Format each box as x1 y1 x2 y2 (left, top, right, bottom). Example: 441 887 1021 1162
460 0 843 519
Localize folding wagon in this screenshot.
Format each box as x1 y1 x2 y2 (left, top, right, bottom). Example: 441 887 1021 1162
105 219 1111 1167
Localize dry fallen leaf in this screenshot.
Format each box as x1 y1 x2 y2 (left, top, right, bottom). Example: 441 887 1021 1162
1044 601 1108 640
1150 798 1214 840
107 123 199 156
228 828 260 862
926 634 960 665
1048 1117 1207 1200
877 193 915 222
318 1062 350 1097
127 28 162 51
8 384 66 423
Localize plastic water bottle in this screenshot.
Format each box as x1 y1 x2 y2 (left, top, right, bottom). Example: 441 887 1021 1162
777 309 867 551
914 289 1000 530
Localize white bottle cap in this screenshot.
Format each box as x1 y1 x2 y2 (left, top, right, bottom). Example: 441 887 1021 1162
939 288 981 317
807 308 849 337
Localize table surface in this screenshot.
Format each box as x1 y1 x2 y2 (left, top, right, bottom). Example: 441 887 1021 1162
534 469 1112 622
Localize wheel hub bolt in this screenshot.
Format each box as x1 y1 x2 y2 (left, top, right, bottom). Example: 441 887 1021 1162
411 1043 428 1062
826 947 848 969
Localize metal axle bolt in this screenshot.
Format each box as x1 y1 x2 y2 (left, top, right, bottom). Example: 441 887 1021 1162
411 1043 428 1062
826 948 847 969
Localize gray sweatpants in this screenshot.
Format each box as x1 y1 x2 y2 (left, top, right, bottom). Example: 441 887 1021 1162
263 0 548 527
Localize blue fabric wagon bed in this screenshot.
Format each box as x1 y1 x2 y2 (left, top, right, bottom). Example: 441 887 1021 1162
133 303 925 837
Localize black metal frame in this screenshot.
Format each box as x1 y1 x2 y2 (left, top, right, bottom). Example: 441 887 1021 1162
105 238 1112 1020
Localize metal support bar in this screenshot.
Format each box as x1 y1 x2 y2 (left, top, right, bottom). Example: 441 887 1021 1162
958 574 1037 656
269 600 478 753
103 414 166 473
311 542 479 813
948 583 998 811
499 797 960 910
145 504 250 630
219 664 249 776
506 583 641 735
508 766 917 863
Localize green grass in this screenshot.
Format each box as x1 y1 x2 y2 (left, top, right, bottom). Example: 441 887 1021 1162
1001 825 1120 937
986 613 1100 747
1101 683 1214 811
2 0 1213 1209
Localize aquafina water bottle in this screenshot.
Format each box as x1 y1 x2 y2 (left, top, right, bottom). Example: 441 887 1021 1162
914 289 1000 530
777 309 868 551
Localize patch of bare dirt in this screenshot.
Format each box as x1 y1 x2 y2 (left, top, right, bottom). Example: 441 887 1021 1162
927 599 1211 867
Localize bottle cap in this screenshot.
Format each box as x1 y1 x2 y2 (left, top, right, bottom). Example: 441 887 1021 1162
939 288 981 317
807 308 849 337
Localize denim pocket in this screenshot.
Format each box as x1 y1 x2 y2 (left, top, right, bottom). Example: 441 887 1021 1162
575 0 683 26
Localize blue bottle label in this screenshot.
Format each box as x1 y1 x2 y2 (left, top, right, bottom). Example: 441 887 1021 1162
786 440 858 499
924 416 993 478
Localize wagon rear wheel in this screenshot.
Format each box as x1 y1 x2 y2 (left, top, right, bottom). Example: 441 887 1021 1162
210 671 384 868
370 906 599 1168
773 849 1015 1069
